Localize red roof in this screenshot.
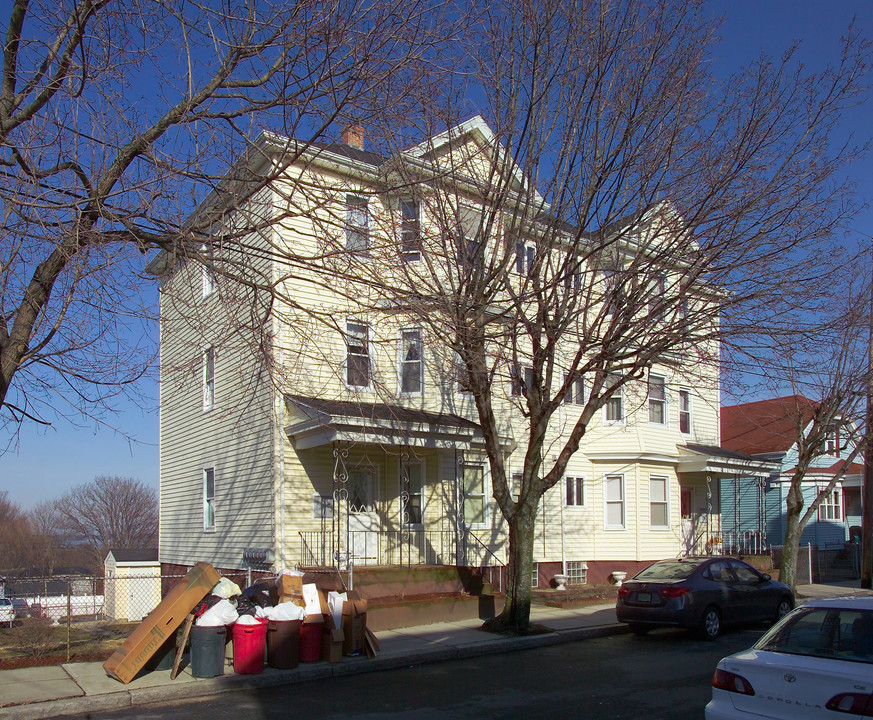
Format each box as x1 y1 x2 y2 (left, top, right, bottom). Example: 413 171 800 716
721 395 818 455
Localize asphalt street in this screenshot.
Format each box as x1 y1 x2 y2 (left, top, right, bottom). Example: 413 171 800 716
51 625 764 720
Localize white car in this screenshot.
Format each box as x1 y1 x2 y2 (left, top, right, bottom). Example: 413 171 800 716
0 598 14 627
706 596 873 719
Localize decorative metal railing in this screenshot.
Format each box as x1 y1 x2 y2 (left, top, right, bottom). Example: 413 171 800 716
299 530 458 567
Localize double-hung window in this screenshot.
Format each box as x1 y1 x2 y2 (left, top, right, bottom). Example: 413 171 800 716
563 373 585 405
565 476 584 507
602 269 622 317
203 468 216 531
203 347 215 411
346 194 369 252
400 199 421 262
510 471 522 502
648 375 667 425
648 274 666 321
398 328 423 396
819 487 843 521
345 321 371 388
650 475 669 528
605 474 625 529
515 241 536 275
511 366 535 397
604 373 623 423
461 463 486 526
679 389 692 434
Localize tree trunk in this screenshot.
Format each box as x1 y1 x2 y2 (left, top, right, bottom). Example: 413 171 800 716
485 502 538 634
779 483 805 592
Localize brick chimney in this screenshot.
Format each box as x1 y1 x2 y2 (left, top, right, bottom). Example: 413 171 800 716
341 124 365 150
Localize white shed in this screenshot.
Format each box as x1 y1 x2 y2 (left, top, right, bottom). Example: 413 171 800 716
104 549 161 622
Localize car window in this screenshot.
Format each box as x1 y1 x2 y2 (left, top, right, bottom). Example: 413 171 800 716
730 561 761 584
706 561 735 583
0 599 9 606
757 607 873 664
634 561 702 581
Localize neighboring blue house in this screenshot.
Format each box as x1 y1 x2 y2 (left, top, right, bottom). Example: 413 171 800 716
720 395 863 552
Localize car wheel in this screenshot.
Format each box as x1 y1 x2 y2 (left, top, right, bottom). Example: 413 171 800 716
774 597 793 623
698 606 721 641
628 623 650 636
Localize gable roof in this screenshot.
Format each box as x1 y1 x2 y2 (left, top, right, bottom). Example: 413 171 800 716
721 395 819 455
106 548 159 564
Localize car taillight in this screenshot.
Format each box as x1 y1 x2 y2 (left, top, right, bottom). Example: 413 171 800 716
712 668 755 696
659 586 689 598
826 693 873 716
617 586 630 596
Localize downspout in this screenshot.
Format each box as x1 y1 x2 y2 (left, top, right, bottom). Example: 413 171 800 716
560 486 566 576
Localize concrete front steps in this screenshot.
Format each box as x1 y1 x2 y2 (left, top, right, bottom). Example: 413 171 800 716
298 564 500 631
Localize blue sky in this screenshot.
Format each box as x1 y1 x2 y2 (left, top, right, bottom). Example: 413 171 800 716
2 1 872 510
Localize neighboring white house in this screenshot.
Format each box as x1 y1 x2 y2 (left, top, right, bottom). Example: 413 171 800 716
149 116 765 587
104 549 161 622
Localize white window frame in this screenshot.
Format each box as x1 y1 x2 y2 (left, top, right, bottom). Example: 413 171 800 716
460 462 487 529
511 365 535 397
515 240 536 276
397 327 424 397
400 459 425 527
203 347 215 411
819 486 843 521
510 470 522 502
649 475 670 529
400 198 421 262
531 561 539 588
565 476 585 508
604 473 626 530
200 243 216 298
604 374 624 424
345 194 369 252
648 274 666 320
566 560 587 585
344 320 372 390
678 388 692 435
648 374 667 426
203 467 216 532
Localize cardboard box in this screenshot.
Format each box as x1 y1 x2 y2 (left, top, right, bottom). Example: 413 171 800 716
277 574 303 598
341 591 368 656
103 562 221 684
322 625 344 663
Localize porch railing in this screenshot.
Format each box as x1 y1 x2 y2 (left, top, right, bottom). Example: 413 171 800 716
299 530 457 567
685 530 769 557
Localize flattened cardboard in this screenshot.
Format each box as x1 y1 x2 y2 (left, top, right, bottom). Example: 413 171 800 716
103 562 221 684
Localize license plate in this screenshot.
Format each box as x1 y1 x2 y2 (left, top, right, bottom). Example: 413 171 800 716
636 592 651 603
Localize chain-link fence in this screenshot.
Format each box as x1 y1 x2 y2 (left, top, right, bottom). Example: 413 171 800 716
0 572 206 668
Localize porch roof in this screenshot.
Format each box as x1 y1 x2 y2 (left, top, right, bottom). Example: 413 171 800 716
677 443 778 477
284 395 515 452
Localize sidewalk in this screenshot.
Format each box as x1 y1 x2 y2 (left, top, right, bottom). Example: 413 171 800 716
2 580 871 720
0 602 624 720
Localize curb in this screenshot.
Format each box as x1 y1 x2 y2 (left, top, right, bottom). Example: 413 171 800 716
0 623 626 720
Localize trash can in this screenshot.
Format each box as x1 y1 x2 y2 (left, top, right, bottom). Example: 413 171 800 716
232 619 268 674
299 621 323 663
190 625 226 678
267 619 301 669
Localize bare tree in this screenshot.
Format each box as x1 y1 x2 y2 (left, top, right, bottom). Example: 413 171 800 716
0 490 32 573
27 500 66 575
320 0 871 631
0 0 445 441
53 475 158 571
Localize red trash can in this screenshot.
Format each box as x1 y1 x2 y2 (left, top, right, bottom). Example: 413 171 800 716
298 620 323 662
232 619 268 674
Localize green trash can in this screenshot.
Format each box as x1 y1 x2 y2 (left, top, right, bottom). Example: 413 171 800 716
190 625 226 677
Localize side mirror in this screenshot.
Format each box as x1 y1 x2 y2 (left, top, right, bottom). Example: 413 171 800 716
760 573 771 582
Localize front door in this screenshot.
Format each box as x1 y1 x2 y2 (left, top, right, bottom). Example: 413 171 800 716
681 488 696 554
347 468 379 565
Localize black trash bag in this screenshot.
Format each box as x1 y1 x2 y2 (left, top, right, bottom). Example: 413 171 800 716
193 594 224 618
240 579 278 608
235 595 259 617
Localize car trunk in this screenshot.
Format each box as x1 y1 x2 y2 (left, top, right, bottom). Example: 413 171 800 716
724 650 872 720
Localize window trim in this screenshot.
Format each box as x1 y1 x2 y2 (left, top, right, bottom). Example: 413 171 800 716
818 485 843 522
648 274 666 320
399 198 421 263
515 240 536 276
511 365 535 398
203 467 216 532
604 473 626 530
203 347 215 411
649 474 670 530
565 475 585 508
678 388 692 435
648 374 668 426
397 327 424 397
563 373 585 406
344 319 373 391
